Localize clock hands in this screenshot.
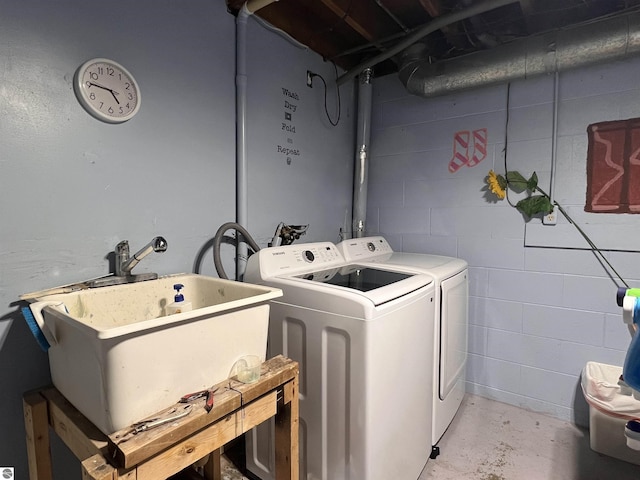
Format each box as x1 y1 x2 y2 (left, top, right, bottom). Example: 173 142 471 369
87 82 120 104
76 59 139 123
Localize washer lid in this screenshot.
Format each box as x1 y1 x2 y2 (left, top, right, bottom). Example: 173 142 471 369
297 264 413 292
293 264 433 306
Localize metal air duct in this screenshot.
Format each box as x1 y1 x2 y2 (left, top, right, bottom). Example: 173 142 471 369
337 0 518 86
399 11 640 98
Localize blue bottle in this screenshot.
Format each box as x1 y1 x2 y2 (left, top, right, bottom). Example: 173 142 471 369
623 299 640 391
166 283 192 315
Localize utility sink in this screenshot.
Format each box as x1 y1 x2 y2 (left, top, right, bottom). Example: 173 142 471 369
23 273 282 434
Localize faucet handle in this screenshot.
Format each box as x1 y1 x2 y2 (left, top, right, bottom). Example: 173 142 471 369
116 240 130 256
115 241 130 277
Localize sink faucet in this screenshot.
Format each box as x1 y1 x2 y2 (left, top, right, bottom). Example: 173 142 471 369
84 236 169 288
115 237 168 277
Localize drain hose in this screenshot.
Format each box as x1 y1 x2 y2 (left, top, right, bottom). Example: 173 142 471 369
213 222 261 280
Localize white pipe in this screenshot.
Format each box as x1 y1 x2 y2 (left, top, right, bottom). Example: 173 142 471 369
236 8 249 280
235 0 278 279
549 71 559 203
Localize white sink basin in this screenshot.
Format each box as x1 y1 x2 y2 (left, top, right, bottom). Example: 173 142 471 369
24 273 282 434
33 273 280 338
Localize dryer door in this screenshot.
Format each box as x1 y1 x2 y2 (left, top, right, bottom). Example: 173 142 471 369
439 269 469 400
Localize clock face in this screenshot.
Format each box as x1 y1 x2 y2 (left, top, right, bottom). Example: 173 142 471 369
74 58 141 123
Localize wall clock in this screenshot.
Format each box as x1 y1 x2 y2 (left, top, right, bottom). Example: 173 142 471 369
73 58 141 123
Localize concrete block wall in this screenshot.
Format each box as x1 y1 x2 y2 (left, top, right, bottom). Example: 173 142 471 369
368 57 640 425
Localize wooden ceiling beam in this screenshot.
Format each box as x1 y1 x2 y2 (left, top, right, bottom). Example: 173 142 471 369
417 0 464 52
418 0 441 18
518 0 536 31
518 0 534 14
318 0 376 42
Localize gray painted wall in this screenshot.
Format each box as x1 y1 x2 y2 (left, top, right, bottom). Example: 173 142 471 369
1 1 353 476
244 17 354 247
369 58 640 426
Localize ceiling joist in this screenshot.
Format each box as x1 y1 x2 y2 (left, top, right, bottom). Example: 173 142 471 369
226 0 640 78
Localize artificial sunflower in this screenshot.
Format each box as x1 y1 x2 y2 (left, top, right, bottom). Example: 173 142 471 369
487 170 507 199
481 169 625 289
485 170 553 218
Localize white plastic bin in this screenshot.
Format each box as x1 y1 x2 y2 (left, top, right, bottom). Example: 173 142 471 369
581 362 640 465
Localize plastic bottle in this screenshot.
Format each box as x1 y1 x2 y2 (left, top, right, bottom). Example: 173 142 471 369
166 283 192 315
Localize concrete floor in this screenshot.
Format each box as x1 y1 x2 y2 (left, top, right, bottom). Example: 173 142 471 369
421 394 640 480
224 394 640 480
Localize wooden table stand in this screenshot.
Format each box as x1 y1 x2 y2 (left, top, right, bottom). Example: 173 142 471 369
23 355 299 480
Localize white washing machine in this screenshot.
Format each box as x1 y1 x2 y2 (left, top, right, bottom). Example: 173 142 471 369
244 241 435 480
337 236 468 449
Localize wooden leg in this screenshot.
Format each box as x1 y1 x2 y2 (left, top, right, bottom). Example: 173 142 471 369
202 450 221 480
23 392 53 480
274 377 299 480
81 453 116 480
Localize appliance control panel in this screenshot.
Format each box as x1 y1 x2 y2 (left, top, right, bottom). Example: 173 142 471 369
256 242 346 277
337 236 393 262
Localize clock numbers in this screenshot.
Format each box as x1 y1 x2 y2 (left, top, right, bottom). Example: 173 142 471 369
74 58 140 123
